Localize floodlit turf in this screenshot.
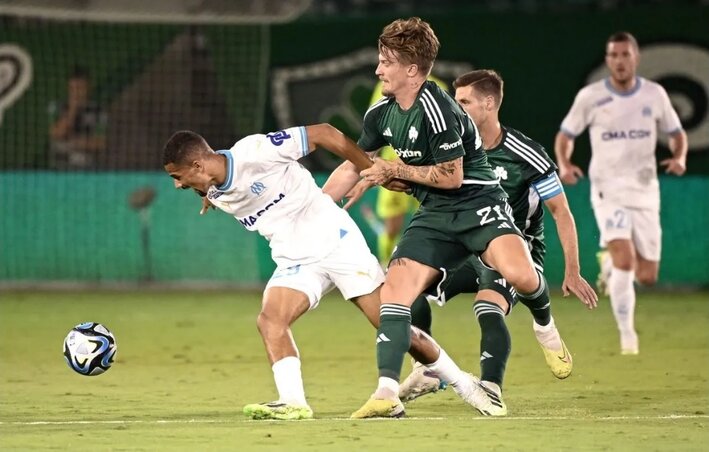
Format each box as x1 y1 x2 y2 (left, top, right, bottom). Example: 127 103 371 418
1 290 707 451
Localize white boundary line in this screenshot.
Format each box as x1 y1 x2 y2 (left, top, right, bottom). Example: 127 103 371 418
1 414 707 426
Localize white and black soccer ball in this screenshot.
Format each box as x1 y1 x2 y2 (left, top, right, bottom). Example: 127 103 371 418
63 322 117 376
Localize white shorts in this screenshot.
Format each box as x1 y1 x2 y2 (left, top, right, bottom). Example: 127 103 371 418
265 230 385 310
592 201 662 261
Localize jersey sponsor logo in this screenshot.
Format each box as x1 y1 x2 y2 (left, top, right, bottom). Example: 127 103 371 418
393 148 422 158
408 126 419 141
266 130 291 146
250 181 266 195
383 127 393 137
238 193 286 228
438 138 462 151
601 129 651 140
493 166 508 181
208 190 224 199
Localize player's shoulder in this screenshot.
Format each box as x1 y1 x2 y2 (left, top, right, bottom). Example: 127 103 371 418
363 96 393 121
418 80 463 131
505 126 546 152
575 79 607 100
638 77 669 97
503 125 554 171
419 80 456 109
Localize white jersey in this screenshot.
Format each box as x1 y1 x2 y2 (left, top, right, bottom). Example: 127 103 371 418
205 126 360 267
560 77 682 209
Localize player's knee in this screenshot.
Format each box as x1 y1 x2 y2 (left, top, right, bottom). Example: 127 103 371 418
636 271 657 286
505 268 539 294
256 311 284 336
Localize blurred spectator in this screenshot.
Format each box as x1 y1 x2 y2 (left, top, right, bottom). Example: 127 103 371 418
48 66 107 170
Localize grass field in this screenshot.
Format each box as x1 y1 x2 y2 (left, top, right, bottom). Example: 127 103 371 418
1 290 707 451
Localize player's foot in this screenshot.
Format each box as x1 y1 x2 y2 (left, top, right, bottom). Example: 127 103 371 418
451 373 506 416
243 401 313 420
399 361 447 402
533 318 573 379
477 380 508 416
596 250 611 296
350 397 405 419
620 331 639 355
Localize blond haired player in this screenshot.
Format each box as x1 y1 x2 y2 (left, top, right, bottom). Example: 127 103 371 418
366 76 448 264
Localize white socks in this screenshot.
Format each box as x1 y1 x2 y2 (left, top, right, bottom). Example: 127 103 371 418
533 316 562 351
609 267 638 350
272 356 308 407
426 348 465 389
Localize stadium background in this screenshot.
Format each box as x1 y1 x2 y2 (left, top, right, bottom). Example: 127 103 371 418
1 1 708 288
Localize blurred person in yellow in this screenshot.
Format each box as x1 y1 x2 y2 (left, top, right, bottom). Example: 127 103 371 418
364 76 448 263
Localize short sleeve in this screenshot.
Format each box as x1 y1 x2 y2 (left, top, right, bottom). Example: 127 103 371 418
357 101 388 152
656 85 683 135
560 88 591 137
251 126 310 163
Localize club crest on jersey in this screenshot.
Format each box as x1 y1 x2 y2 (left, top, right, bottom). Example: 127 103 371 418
493 166 508 180
250 181 266 195
267 130 291 146
642 106 652 117
408 126 419 142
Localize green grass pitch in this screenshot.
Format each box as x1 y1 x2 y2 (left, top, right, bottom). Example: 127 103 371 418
1 290 707 451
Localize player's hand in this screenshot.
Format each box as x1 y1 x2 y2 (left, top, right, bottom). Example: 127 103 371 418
360 158 395 186
660 157 686 176
342 179 373 210
383 179 411 193
199 196 214 215
558 164 584 185
561 273 598 309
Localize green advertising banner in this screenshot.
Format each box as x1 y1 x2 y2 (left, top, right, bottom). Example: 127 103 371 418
1 4 708 286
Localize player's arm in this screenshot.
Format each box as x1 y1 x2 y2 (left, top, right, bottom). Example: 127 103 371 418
554 131 584 185
305 123 373 172
556 89 591 185
660 130 688 176
362 156 463 189
534 174 597 308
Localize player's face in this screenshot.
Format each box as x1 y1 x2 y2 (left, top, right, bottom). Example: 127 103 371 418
165 162 210 196
455 85 488 127
605 41 639 84
375 48 412 97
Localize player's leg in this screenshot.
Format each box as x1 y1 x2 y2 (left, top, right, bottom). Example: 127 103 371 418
607 238 639 354
594 203 639 354
527 271 573 379
373 259 439 397
243 265 330 420
352 213 481 418
633 208 661 287
400 260 480 401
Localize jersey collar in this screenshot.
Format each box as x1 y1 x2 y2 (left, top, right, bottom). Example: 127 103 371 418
604 76 642 97
215 150 235 191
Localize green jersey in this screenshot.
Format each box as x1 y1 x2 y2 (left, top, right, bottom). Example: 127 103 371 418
358 81 503 210
486 126 564 267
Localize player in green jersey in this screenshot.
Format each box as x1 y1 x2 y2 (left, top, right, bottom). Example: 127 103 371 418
325 17 573 419
397 70 598 405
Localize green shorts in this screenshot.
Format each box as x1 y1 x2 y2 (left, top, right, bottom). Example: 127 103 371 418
391 193 522 289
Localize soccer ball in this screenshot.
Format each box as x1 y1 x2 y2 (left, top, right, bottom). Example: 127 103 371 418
63 322 117 376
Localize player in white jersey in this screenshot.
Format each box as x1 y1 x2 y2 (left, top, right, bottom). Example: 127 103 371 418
162 123 495 420
555 32 688 355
